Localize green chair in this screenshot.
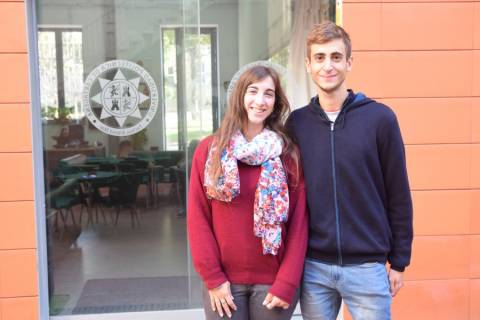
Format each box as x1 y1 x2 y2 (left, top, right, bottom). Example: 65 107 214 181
120 159 151 207
108 173 142 228
45 179 83 232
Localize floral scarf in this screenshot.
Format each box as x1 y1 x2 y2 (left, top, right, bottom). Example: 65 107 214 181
204 129 289 255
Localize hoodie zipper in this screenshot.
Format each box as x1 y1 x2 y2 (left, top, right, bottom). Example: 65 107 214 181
330 122 343 265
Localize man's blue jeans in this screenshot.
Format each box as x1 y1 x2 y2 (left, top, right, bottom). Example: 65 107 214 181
300 258 392 320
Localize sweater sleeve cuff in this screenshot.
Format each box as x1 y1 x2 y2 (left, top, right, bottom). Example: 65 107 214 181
390 265 405 272
268 279 298 305
204 273 229 290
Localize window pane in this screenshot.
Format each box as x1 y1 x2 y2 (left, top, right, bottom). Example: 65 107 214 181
38 31 58 119
185 32 213 145
163 29 179 150
62 31 84 120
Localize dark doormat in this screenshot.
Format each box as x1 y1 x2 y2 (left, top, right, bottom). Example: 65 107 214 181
72 276 202 314
50 294 70 315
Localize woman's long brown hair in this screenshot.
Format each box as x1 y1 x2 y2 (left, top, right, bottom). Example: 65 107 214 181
207 66 299 187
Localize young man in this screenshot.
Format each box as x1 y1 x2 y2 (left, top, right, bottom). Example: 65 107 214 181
287 21 413 320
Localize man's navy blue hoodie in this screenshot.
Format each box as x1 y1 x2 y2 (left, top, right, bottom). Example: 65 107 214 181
287 91 413 271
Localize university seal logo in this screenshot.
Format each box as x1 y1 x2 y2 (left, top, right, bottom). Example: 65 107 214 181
82 60 159 136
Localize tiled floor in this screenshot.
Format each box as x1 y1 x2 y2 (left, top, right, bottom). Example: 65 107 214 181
48 189 202 315
46 189 332 319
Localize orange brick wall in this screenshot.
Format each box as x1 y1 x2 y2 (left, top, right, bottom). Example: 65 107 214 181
344 0 480 318
1 0 479 319
0 0 40 319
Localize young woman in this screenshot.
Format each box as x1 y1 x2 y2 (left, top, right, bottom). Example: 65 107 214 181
187 66 308 320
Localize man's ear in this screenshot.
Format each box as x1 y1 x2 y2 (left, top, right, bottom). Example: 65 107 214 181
347 56 353 72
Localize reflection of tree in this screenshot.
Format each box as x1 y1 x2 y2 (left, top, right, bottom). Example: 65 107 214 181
185 33 212 123
270 46 289 69
163 28 214 150
38 30 84 120
163 30 177 113
163 29 180 150
269 46 290 89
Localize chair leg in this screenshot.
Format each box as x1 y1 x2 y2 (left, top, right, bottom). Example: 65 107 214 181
134 206 141 227
145 186 149 208
114 207 121 225
95 206 99 224
58 209 67 226
54 210 59 232
86 206 93 228
155 182 159 207
139 184 149 209
99 205 107 224
79 205 84 225
129 207 135 228
69 208 77 228
109 207 115 224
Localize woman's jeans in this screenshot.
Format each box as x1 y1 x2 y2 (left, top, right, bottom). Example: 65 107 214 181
203 284 299 320
300 258 392 320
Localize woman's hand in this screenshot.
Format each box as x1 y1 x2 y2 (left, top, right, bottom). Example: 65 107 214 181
263 293 290 310
208 281 237 318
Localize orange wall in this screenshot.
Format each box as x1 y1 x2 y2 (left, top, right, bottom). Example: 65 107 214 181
1 0 479 320
344 0 480 318
0 0 40 319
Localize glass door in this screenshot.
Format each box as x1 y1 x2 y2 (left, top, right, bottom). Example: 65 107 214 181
37 0 206 319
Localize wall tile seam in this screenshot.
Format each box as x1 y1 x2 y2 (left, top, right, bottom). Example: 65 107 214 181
412 189 480 192
352 49 480 52
413 234 480 237
344 1 478 3
0 249 38 253
0 52 28 55
401 278 474 282
404 143 480 146
378 96 480 99
0 295 39 300
413 188 480 190
406 277 478 281
0 101 30 104
0 148 33 155
414 233 480 236
366 96 480 99
411 188 480 191
0 151 33 154
0 200 34 203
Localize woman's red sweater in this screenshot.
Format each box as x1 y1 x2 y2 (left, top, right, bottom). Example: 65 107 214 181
187 136 308 304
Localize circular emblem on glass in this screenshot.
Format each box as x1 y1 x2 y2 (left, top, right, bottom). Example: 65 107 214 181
82 60 159 136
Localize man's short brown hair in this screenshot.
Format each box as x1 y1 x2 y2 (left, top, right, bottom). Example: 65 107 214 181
306 21 352 59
